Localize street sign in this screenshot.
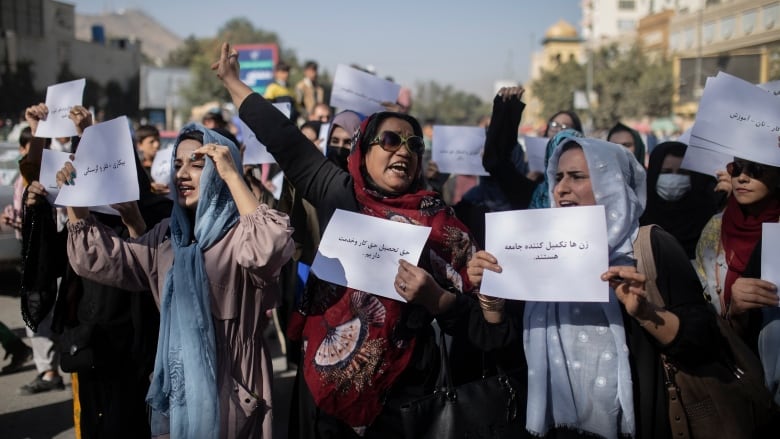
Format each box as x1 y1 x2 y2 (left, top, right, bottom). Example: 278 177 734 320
234 43 279 95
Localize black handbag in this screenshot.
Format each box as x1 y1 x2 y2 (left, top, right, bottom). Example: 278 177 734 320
59 324 96 373
399 332 526 439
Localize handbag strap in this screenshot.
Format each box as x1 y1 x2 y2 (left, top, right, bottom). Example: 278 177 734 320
633 225 692 439
435 330 455 396
633 225 663 307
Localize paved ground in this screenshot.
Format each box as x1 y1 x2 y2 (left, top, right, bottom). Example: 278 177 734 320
0 269 296 439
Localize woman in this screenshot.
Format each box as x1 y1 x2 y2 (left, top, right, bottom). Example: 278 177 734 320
214 42 477 437
608 122 646 167
695 158 780 315
325 110 362 171
467 138 720 438
640 141 722 259
544 110 582 138
56 124 294 438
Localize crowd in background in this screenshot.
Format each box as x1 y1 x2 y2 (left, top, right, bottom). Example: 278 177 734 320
0 41 778 439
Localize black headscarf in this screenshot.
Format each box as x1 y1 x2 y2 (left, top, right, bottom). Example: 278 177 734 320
639 141 722 259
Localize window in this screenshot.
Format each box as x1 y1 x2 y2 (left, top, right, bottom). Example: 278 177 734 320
618 19 636 31
703 21 715 43
743 9 757 34
764 3 779 30
684 28 695 49
619 0 636 10
721 16 735 39
670 31 681 51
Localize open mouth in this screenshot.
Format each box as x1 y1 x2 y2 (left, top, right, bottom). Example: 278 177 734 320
387 162 409 176
178 184 195 196
558 200 578 207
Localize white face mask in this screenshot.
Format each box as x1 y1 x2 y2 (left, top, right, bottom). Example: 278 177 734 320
656 173 691 201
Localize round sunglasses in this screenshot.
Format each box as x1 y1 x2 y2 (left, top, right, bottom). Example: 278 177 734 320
369 131 425 154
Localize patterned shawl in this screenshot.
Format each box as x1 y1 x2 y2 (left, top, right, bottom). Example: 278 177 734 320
296 113 476 433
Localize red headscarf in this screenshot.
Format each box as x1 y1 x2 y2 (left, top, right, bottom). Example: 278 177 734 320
721 195 780 304
290 113 476 430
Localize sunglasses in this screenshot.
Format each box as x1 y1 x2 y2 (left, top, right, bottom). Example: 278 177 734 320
726 161 767 179
549 121 570 130
369 131 425 154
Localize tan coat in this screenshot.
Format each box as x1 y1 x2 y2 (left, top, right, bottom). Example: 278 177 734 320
67 205 295 438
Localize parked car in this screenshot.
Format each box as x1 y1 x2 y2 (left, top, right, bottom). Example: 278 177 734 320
0 142 23 272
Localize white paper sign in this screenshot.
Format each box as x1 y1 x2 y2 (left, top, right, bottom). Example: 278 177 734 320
41 148 120 215
36 79 86 138
318 123 330 155
691 72 780 166
431 126 488 176
761 223 780 300
55 116 139 207
242 103 292 165
524 136 548 173
271 171 284 201
758 80 780 96
480 205 610 302
151 147 173 185
40 149 72 204
330 64 401 116
312 209 432 301
680 144 731 176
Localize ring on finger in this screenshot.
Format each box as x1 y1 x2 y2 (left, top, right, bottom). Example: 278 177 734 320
399 281 407 292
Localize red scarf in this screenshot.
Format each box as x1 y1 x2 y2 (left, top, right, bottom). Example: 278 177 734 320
721 195 780 304
288 114 476 431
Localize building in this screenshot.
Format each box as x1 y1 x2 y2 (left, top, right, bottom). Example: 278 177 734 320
670 0 780 116
526 20 584 128
0 0 141 101
582 0 700 45
638 9 677 58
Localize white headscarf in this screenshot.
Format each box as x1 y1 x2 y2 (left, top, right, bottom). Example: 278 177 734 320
524 137 646 438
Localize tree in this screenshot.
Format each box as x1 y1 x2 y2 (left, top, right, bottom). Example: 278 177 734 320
167 18 301 110
411 80 489 125
529 59 585 121
531 43 673 131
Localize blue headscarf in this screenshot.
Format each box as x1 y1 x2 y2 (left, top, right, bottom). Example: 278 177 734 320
524 137 646 437
529 129 584 209
146 123 242 439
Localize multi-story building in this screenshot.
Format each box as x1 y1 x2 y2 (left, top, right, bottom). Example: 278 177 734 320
669 0 780 115
0 0 141 97
582 0 702 47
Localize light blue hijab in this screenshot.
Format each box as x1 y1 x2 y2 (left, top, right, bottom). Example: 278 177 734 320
529 129 584 209
146 123 242 438
524 137 646 437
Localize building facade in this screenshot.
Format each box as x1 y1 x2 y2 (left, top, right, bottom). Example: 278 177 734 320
0 0 141 97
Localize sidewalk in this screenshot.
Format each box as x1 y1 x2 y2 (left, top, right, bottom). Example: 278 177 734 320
0 272 295 439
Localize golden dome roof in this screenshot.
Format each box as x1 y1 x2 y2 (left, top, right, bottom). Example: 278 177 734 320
545 20 579 39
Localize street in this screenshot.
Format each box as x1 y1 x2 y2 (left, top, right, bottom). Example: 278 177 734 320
0 271 295 439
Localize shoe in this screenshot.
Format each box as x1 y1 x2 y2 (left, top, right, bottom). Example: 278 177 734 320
18 372 65 395
1 341 33 374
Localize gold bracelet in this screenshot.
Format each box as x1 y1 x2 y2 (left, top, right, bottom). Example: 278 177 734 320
478 294 505 312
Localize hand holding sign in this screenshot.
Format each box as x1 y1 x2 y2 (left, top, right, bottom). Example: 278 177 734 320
35 79 86 138
312 209 431 301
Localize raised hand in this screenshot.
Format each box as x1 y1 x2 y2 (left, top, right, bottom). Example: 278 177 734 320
68 106 93 136
192 143 240 182
211 42 240 82
24 103 48 136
